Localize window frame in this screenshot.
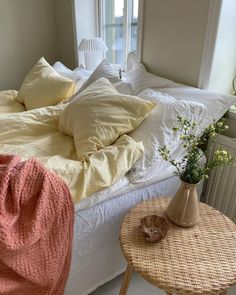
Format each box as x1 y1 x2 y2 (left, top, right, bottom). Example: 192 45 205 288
97 0 144 66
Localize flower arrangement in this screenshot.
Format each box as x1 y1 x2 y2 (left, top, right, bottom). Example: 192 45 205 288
158 116 236 184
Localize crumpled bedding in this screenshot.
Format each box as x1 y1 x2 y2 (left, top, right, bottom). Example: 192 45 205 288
0 90 26 113
0 104 143 204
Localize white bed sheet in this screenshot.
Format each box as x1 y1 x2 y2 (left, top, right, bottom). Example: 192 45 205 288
65 175 180 295
157 85 236 126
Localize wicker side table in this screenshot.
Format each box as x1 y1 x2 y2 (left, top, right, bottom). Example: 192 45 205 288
119 197 236 295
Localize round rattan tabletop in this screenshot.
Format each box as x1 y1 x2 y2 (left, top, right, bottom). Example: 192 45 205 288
119 197 236 295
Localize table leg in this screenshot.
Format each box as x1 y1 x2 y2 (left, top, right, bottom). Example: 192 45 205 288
119 265 132 295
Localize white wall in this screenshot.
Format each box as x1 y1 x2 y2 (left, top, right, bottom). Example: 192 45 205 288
54 0 76 69
2 0 233 92
0 0 59 90
207 0 236 94
141 0 210 87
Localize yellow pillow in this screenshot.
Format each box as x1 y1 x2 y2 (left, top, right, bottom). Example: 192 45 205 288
58 77 156 160
16 57 75 110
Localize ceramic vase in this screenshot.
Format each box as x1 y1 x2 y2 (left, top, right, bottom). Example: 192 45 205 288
166 180 200 227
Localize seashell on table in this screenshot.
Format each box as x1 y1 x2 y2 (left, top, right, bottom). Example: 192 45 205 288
140 214 169 242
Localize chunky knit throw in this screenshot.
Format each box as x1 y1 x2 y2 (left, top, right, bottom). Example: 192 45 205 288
0 155 74 295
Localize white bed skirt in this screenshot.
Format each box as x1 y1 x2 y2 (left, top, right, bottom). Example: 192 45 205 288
65 175 180 295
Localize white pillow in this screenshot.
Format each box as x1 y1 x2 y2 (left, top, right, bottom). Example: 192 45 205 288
126 63 178 95
53 61 87 92
53 62 91 78
73 66 91 77
126 51 138 73
157 85 236 128
128 88 207 181
52 61 72 73
78 59 133 95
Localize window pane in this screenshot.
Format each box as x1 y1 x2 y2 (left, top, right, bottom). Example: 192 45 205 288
104 0 124 64
101 0 139 65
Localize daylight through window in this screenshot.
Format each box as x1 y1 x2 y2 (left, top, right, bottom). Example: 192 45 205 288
99 0 139 66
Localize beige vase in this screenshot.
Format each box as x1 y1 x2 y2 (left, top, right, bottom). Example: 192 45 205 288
166 180 200 227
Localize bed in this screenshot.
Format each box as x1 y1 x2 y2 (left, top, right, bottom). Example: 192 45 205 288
0 57 236 295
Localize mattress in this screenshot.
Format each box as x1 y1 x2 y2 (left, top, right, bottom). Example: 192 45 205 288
65 175 180 295
75 162 176 211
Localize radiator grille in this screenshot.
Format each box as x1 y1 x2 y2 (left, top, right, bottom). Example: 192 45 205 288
205 134 236 222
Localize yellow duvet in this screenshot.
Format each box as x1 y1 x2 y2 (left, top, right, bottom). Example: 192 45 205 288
0 103 143 204
0 90 26 113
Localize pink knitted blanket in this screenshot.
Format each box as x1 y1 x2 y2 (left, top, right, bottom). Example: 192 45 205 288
0 155 74 295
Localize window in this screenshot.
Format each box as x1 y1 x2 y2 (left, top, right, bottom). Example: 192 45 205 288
200 0 236 95
99 0 139 66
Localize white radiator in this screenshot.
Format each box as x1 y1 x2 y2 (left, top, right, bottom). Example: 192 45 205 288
205 134 236 223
